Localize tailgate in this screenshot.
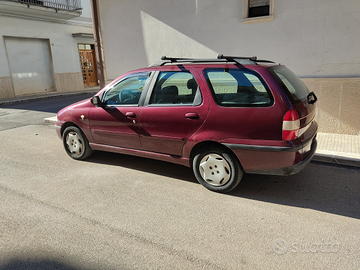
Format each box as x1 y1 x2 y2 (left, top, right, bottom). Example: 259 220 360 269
269 65 318 141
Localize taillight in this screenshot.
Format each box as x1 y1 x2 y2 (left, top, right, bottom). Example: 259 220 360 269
283 109 300 141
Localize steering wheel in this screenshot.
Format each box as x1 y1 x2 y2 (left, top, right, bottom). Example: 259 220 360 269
120 89 136 104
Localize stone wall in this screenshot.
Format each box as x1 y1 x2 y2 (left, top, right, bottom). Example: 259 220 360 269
0 72 85 99
54 72 85 93
303 78 360 136
0 77 15 99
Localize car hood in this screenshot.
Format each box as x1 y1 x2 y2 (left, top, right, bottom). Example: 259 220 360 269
57 99 92 120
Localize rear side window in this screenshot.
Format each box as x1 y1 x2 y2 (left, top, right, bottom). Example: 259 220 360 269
204 68 273 107
149 71 202 106
269 66 309 103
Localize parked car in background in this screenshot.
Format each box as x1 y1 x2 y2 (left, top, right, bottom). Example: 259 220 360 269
56 55 318 193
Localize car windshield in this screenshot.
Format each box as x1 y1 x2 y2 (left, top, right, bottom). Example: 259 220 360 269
269 66 309 103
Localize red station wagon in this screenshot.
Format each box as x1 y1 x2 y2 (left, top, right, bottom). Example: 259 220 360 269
56 55 318 192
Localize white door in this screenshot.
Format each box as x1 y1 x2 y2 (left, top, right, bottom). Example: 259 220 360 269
5 37 55 96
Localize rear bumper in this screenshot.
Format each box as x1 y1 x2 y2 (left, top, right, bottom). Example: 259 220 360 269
223 132 317 176
245 139 317 175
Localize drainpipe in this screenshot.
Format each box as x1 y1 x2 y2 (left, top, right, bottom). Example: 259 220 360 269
90 0 106 89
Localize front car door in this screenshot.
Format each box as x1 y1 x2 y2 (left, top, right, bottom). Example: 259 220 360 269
139 68 208 156
88 72 151 149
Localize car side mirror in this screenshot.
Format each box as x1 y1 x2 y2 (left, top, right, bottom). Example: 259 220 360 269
91 96 102 107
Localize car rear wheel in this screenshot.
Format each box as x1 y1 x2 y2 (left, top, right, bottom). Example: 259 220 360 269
63 126 92 160
192 146 243 193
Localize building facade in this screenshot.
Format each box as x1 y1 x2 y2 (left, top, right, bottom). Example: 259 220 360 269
0 0 97 99
93 0 360 135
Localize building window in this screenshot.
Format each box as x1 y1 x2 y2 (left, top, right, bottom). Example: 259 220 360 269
248 0 269 17
243 0 274 23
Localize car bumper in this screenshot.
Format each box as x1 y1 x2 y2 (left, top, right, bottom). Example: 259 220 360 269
55 120 63 139
244 139 317 175
223 134 317 176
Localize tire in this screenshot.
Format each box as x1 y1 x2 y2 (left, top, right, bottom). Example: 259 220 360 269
62 126 93 160
192 146 243 193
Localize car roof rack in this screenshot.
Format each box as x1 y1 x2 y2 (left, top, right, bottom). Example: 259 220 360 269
149 54 275 67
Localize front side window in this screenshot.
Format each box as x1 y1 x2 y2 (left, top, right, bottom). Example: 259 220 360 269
102 72 150 105
149 71 202 106
204 68 273 107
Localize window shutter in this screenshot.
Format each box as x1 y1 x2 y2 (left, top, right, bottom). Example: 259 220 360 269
249 0 269 8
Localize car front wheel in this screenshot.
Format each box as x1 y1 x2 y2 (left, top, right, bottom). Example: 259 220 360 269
63 126 92 160
192 146 243 193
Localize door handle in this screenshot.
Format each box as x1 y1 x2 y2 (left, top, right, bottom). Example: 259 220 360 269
185 112 199 119
125 112 136 118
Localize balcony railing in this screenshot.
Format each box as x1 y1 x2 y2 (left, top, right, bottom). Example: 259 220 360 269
5 0 82 12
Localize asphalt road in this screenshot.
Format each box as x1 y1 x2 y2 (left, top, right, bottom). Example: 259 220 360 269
0 96 360 269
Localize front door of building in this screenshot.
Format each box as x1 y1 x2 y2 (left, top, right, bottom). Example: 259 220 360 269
78 44 98 87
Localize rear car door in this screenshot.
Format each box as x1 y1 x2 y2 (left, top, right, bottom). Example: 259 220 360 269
88 72 151 149
139 69 208 156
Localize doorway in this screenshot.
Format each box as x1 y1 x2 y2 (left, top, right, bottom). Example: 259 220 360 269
78 44 98 87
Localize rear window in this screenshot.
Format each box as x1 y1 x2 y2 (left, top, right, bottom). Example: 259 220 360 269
269 66 309 103
204 68 273 107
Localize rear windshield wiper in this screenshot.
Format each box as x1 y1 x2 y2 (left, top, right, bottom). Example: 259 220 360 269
307 92 317 104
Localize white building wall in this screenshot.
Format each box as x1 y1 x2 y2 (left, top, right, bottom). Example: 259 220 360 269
0 16 92 74
0 0 94 98
97 0 360 79
97 0 360 135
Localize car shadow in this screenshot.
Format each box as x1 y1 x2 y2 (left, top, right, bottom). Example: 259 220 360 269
85 152 360 220
0 257 118 270
0 259 80 270
86 151 198 183
229 161 360 220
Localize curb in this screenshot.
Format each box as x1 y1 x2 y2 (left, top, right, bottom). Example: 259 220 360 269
44 116 57 125
312 153 360 168
0 90 99 106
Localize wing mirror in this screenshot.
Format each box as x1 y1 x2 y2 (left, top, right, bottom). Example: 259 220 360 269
91 96 102 107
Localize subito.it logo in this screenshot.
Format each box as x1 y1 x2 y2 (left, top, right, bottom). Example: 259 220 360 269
272 238 289 255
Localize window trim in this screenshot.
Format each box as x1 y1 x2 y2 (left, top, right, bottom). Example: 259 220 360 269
243 0 274 24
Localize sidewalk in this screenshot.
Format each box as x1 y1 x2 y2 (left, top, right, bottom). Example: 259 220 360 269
313 133 360 168
2 92 360 168
0 87 100 106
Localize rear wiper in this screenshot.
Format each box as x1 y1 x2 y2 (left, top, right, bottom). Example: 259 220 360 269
307 92 317 104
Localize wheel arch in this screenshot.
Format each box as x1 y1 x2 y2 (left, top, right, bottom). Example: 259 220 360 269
189 141 242 170
60 122 82 138
62 124 93 160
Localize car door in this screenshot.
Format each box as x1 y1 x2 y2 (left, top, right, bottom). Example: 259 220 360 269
88 72 151 149
139 69 208 156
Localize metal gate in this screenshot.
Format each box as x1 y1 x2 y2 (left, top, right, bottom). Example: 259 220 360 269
5 37 55 96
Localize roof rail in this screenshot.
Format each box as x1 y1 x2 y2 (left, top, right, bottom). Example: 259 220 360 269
217 54 258 61
149 54 275 67
217 54 275 64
